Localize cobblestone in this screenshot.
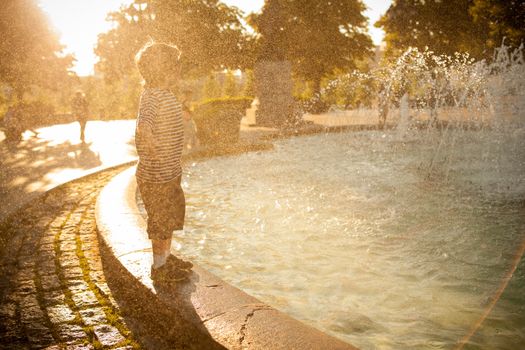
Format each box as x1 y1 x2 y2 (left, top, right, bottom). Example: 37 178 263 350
55 323 87 344
0 167 140 349
79 307 108 326
42 290 66 307
71 290 99 309
93 324 126 347
63 267 84 280
40 274 62 292
46 305 76 324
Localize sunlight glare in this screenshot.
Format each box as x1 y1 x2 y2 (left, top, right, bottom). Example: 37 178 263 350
39 0 132 76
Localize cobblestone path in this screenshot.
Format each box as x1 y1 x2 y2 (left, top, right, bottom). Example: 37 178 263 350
0 166 139 350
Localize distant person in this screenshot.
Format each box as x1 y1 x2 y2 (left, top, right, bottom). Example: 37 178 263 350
71 91 89 142
134 42 192 283
180 89 199 152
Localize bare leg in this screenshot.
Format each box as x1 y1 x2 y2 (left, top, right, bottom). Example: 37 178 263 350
79 120 87 143
152 238 171 268
152 238 171 255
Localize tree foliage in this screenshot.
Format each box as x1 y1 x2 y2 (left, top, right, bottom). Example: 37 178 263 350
470 0 525 51
249 0 373 93
203 73 222 99
377 0 525 59
241 70 255 98
223 71 239 97
95 0 255 82
0 0 73 98
257 0 372 90
81 73 142 119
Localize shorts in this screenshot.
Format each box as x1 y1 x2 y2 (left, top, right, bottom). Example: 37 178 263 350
137 175 185 240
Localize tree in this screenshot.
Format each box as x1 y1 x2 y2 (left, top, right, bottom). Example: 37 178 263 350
94 6 148 83
81 73 142 120
223 71 238 97
249 0 373 94
377 0 484 58
0 0 73 99
241 70 255 98
95 0 255 83
203 73 222 99
470 0 525 51
377 0 524 59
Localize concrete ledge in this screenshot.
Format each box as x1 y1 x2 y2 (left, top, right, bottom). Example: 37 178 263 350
96 166 357 349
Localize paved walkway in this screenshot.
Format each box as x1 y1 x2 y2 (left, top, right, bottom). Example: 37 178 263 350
0 166 136 349
0 164 221 349
0 120 138 222
0 119 282 223
0 120 165 349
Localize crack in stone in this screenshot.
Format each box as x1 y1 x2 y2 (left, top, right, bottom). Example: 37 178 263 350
238 310 254 346
200 311 227 323
200 303 271 326
238 304 272 346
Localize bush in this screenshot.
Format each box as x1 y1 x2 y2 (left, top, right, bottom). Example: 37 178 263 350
2 101 57 129
193 97 252 146
296 96 330 114
24 101 56 126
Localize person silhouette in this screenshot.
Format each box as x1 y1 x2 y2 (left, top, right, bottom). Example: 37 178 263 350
71 91 89 142
134 42 192 283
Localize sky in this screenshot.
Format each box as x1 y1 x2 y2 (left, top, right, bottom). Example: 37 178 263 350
39 0 392 76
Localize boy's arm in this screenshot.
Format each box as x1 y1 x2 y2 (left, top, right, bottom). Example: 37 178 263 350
182 100 191 120
136 122 158 160
137 92 159 160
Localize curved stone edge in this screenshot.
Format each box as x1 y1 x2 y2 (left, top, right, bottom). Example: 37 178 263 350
95 166 358 350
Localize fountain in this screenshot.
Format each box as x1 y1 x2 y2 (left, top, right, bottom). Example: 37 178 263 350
395 92 410 139
140 43 525 349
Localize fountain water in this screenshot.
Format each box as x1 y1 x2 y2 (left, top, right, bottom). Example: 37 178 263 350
140 44 525 349
316 42 524 189
395 92 410 139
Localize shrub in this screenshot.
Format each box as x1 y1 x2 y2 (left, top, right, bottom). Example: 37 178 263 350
193 97 252 146
296 96 330 114
12 101 56 128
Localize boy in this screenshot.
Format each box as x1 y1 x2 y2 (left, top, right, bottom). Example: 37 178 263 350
134 42 192 282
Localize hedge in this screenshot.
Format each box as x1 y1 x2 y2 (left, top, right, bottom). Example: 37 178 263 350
193 97 253 146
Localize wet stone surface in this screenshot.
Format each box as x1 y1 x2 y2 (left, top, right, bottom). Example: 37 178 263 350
0 167 140 349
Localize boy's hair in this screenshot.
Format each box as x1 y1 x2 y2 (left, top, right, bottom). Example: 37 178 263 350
135 42 181 87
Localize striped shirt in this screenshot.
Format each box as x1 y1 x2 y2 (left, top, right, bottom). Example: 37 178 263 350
135 88 184 183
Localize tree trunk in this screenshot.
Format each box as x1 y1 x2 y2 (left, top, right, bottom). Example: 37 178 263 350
310 75 327 113
312 76 322 97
